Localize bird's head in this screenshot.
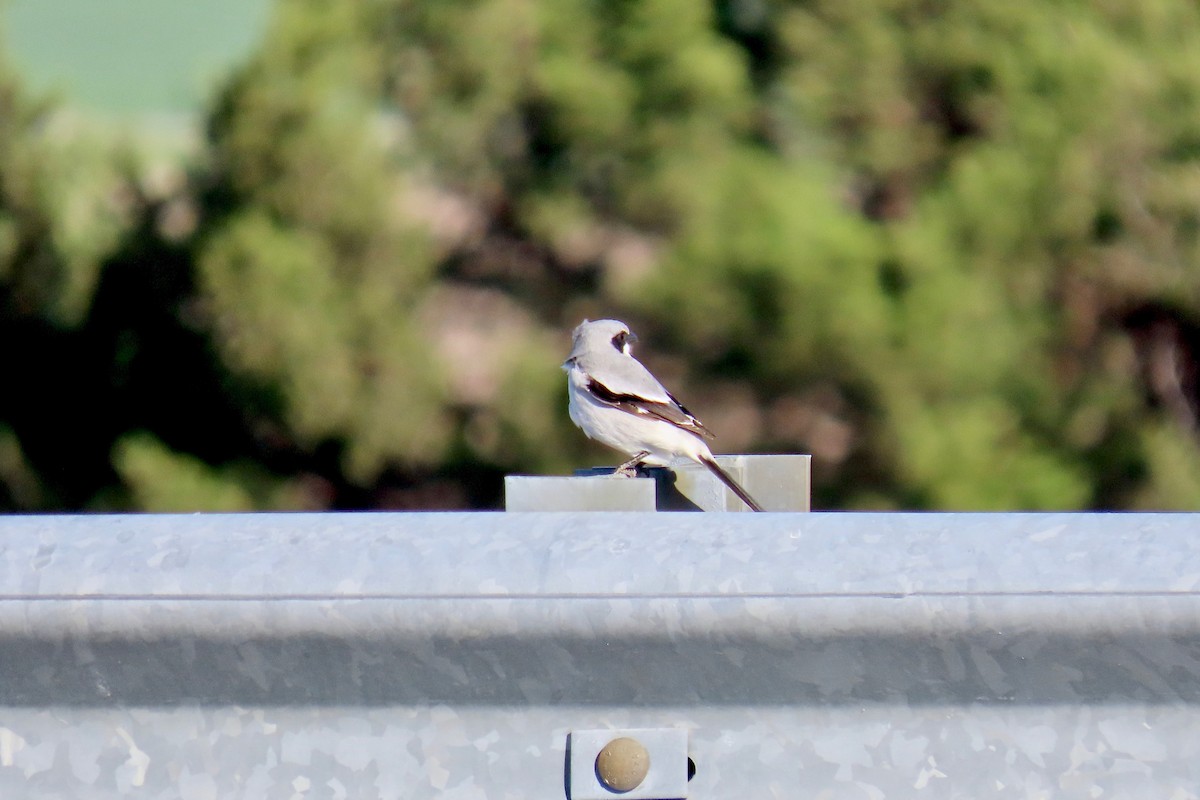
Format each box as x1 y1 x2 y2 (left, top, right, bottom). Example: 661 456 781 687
566 319 638 367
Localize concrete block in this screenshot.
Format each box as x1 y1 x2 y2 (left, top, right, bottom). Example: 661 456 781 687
506 454 810 511
504 475 657 511
670 454 810 512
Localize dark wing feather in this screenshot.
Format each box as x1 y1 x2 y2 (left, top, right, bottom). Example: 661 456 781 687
587 377 715 439
665 390 708 431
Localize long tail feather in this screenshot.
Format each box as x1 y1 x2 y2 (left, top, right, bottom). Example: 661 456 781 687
699 455 765 512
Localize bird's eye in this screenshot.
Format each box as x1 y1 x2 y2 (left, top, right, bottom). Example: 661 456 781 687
611 331 629 352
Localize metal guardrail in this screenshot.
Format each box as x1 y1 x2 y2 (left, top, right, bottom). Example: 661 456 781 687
1 511 1199 797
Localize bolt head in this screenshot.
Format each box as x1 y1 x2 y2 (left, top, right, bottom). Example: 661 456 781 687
595 736 651 793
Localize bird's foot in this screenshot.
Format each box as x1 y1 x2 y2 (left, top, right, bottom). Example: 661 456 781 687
612 452 650 478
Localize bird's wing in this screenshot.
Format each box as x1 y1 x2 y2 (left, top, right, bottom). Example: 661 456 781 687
581 354 675 405
586 375 715 440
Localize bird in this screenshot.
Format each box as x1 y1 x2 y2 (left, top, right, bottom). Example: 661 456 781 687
563 318 765 512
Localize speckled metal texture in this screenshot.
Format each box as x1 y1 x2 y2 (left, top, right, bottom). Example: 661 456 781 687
2 512 1200 798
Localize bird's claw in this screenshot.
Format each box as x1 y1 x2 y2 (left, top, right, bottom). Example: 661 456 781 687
612 451 650 478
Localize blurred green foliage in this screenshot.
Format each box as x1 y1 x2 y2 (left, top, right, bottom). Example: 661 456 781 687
3 0 1200 511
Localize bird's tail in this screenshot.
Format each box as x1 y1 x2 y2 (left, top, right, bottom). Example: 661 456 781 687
699 455 765 512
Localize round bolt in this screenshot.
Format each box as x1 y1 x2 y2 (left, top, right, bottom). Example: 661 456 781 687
595 736 650 793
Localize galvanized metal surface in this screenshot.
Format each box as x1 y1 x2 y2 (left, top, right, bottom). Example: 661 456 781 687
1 512 1199 798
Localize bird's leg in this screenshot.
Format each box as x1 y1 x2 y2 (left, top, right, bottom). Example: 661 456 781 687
613 451 650 477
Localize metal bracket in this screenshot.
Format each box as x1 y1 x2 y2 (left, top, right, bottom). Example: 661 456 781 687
568 728 689 800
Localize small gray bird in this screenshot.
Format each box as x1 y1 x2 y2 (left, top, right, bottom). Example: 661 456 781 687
563 318 764 512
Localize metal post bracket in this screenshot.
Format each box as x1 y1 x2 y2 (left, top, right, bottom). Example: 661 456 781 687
568 728 689 800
